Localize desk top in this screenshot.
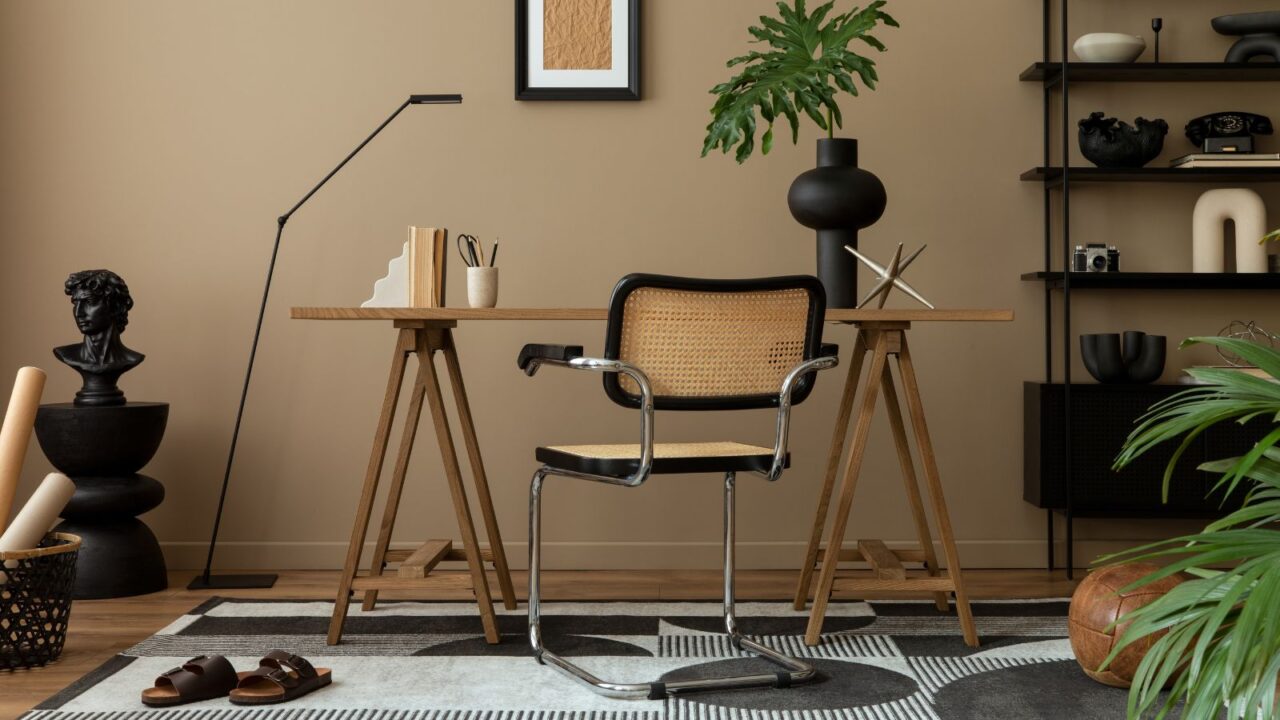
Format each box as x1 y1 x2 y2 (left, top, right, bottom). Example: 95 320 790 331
291 307 1014 322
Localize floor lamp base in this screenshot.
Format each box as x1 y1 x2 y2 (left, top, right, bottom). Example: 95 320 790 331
187 573 278 590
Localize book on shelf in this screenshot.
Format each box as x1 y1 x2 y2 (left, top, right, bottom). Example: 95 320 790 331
1178 365 1277 384
1172 153 1280 169
408 226 448 308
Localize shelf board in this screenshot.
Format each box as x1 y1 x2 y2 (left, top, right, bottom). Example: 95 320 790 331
1020 61 1280 83
1022 166 1280 184
1021 272 1280 290
1044 507 1224 519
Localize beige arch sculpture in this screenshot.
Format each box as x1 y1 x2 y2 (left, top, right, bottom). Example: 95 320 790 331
1192 188 1268 273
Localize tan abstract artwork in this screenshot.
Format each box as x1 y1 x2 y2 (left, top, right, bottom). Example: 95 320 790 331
543 0 612 70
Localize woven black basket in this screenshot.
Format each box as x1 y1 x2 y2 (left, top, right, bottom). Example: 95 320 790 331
0 532 80 670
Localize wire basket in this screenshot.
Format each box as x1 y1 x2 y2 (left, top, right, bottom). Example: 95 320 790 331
0 532 80 670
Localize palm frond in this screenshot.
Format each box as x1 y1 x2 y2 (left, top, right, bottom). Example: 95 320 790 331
1107 336 1280 719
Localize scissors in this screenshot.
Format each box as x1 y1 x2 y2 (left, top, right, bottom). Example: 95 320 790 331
457 234 484 267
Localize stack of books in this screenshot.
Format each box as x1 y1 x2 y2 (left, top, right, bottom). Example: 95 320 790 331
359 226 449 309
1172 153 1280 169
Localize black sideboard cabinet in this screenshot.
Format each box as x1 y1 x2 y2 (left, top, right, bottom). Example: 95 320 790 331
1024 382 1256 516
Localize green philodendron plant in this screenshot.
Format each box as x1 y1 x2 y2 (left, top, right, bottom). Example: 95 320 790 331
701 0 897 163
1264 228 1280 244
1107 336 1280 720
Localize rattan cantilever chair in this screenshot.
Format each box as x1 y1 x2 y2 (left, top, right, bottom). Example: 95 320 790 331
517 274 839 700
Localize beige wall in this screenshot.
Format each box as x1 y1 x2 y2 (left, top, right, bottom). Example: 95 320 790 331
2 1 1278 572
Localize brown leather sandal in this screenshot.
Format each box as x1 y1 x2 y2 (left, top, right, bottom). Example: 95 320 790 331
229 650 332 705
141 655 245 707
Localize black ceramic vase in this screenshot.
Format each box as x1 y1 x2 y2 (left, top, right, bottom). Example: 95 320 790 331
787 138 887 308
1081 331 1166 384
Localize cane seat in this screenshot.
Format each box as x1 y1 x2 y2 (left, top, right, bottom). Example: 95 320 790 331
536 441 786 477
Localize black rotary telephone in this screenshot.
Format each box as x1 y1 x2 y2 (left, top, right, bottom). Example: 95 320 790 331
1185 112 1273 153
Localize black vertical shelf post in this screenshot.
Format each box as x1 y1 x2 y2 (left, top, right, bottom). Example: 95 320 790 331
1038 0 1075 578
1060 0 1075 578
1041 0 1055 573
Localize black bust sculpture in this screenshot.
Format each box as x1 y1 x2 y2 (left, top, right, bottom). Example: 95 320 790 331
53 270 144 407
35 268 169 598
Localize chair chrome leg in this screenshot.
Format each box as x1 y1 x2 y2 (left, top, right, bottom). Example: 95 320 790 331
528 468 546 657
527 467 817 700
724 472 739 639
722 471 816 682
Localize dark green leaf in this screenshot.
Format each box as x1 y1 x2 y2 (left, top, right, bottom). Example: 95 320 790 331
702 0 896 163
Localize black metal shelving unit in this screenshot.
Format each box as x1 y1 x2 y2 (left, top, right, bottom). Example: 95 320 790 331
1025 1 1280 576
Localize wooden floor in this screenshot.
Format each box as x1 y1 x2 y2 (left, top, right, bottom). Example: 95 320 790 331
0 568 1078 719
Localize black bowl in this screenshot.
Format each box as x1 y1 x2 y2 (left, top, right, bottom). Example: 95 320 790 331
1079 112 1168 169
1212 12 1280 37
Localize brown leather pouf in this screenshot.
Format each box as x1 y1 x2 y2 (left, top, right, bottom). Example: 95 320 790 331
1068 562 1185 688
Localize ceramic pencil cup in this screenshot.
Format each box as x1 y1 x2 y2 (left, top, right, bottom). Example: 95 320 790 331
467 267 498 308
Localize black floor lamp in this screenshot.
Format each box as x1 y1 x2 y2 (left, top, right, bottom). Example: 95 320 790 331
188 93 463 590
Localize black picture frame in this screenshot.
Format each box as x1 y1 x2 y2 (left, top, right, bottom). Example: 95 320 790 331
515 0 641 101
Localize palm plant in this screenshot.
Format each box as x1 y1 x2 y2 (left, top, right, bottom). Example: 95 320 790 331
701 0 897 163
1107 336 1280 720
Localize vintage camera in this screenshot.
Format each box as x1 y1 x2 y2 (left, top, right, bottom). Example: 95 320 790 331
1073 244 1120 272
1185 112 1273 153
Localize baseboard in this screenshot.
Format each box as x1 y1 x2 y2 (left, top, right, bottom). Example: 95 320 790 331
160 538 1136 571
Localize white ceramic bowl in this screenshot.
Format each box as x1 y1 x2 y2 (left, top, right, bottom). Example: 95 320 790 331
1073 33 1146 63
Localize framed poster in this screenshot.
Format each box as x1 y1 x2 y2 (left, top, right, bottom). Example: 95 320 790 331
516 0 640 100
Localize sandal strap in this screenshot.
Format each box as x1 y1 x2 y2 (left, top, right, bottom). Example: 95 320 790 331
260 650 317 680
155 655 238 698
242 665 301 690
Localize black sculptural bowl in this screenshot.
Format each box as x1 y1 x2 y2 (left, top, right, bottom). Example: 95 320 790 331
1212 12 1280 37
1079 112 1169 168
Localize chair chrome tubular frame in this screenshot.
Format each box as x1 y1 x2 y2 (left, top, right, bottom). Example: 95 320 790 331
524 354 838 700
529 469 818 700
524 355 655 488
762 355 840 481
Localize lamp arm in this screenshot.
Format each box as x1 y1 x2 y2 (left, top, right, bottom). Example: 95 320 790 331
279 97 414 225
197 95 416 584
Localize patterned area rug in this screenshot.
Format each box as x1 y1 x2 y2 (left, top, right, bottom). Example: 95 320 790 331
24 597 1136 719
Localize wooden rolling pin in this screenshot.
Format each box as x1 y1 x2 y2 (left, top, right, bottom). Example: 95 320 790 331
0 472 74 554
0 367 46 534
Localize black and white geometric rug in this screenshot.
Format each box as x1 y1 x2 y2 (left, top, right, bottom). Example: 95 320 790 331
24 597 1135 719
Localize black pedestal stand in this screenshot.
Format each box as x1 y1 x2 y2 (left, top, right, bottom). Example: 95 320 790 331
35 402 170 598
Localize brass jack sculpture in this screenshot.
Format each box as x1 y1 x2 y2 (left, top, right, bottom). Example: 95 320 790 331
845 243 934 309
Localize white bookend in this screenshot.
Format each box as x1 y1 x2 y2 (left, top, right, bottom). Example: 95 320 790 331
360 241 410 308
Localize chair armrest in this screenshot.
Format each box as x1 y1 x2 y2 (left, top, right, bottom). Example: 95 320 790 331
761 353 841 481
518 343 585 376
519 348 657 487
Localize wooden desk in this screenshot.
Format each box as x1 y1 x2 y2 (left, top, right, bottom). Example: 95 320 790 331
291 307 1013 322
293 307 1012 647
